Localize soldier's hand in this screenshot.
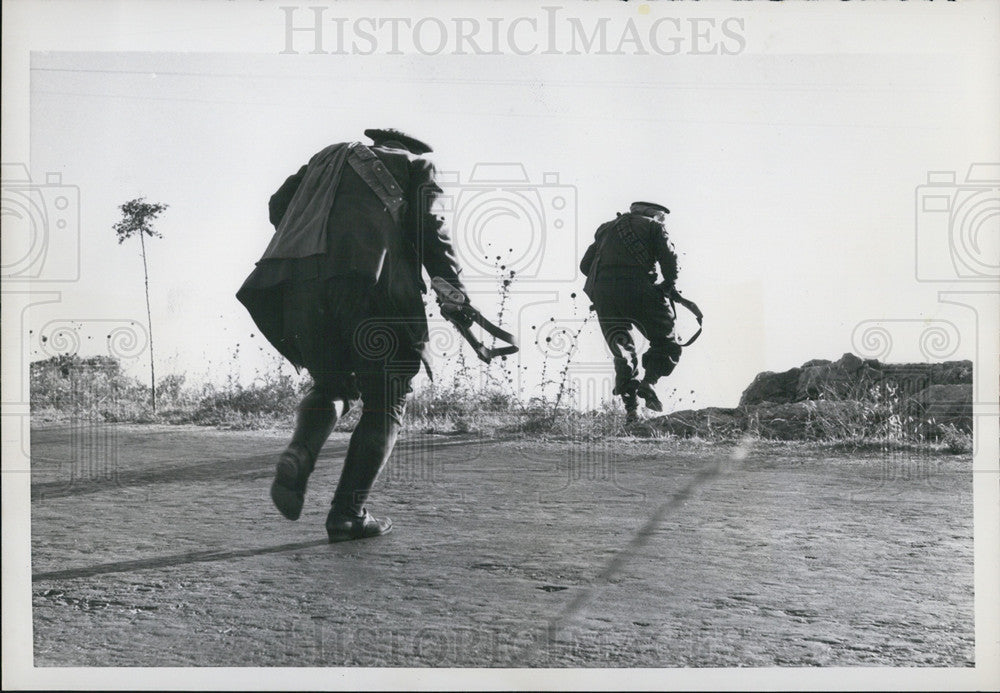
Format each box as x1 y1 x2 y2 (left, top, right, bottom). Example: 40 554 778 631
439 300 469 325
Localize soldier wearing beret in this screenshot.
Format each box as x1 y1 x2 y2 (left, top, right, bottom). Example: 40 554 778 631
580 201 684 423
237 128 467 542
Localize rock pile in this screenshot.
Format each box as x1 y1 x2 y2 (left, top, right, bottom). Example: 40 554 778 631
651 353 972 440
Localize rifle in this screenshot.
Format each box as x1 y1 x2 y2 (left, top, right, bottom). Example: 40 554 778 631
432 277 519 364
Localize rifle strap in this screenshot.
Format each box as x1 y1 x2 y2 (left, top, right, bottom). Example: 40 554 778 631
670 292 704 347
347 143 407 227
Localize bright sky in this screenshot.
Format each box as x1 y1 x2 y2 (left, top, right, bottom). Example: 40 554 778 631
13 1 1000 410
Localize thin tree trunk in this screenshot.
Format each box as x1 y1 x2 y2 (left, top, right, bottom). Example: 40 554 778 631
139 230 156 413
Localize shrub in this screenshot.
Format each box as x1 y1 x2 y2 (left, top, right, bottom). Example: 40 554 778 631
30 355 154 423
937 423 973 455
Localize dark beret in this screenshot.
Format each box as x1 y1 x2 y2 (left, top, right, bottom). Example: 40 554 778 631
630 201 670 216
364 128 433 155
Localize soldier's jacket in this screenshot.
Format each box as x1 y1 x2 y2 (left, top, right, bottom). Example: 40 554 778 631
236 141 466 371
579 212 678 299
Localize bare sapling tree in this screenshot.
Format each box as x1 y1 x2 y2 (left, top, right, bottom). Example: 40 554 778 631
113 197 168 413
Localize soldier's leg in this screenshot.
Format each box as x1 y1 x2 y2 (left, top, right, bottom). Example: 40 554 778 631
289 384 344 461
634 290 682 412
617 355 641 421
638 302 682 387
641 336 682 385
634 341 680 413
596 311 640 418
326 355 420 542
272 276 363 521
271 380 349 521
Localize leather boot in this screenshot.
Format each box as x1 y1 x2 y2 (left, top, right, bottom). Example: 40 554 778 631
326 507 393 543
636 380 663 413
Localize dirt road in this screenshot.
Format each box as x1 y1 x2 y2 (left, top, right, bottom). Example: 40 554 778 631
29 424 973 667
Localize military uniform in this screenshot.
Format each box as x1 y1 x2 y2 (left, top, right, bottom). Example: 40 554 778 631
580 201 682 418
237 129 466 542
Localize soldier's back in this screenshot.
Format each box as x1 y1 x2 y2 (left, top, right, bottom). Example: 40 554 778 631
591 213 658 278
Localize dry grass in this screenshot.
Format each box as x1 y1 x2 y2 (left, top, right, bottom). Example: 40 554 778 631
30 354 972 454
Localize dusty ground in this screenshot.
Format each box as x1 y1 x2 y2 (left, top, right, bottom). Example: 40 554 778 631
29 423 973 667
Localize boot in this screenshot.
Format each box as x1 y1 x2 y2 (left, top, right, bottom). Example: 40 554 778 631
636 379 663 412
620 380 640 425
271 445 314 521
326 507 393 543
612 376 639 397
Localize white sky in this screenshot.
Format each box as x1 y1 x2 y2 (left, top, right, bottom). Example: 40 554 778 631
11 1 1000 409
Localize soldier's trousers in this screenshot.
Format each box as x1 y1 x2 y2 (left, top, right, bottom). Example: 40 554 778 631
283 277 421 518
590 277 682 409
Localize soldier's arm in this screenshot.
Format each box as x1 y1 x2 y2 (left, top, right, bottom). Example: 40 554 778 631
651 220 678 287
581 221 613 276
268 165 307 229
580 242 597 276
409 158 467 295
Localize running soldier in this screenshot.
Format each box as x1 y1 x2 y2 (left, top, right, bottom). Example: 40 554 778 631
237 129 468 542
580 201 691 423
